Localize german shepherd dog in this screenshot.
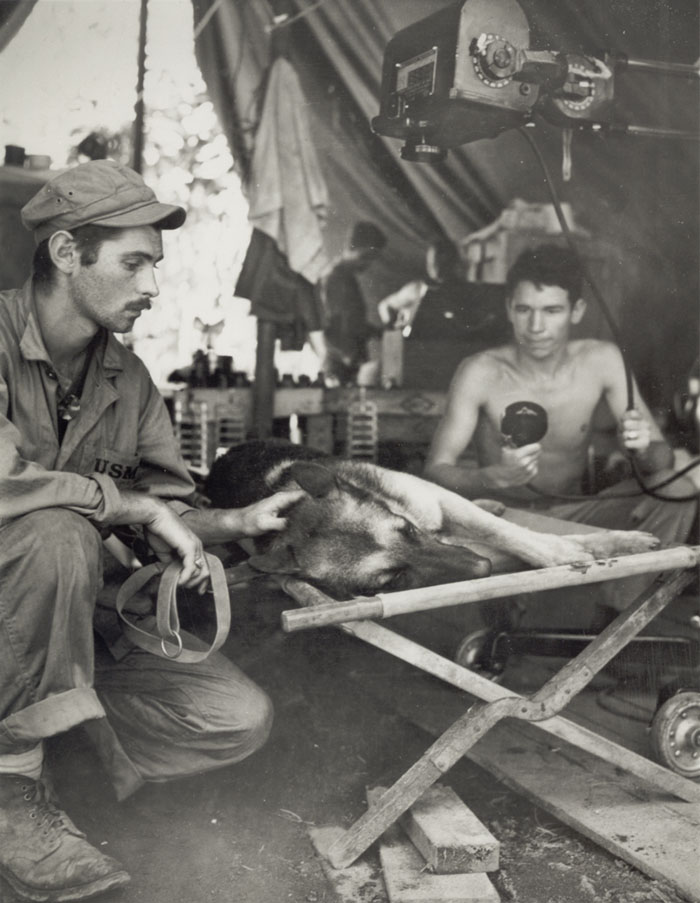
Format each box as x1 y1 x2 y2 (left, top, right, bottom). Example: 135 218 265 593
204 440 660 601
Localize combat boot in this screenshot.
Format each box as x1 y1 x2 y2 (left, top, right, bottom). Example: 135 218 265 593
0 774 130 902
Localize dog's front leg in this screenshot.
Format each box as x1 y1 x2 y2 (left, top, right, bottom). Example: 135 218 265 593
439 494 597 568
370 467 594 568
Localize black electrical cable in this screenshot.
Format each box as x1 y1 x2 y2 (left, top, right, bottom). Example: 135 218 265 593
517 125 699 503
628 447 699 502
518 127 635 402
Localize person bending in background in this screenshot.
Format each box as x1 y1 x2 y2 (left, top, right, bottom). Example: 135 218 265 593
377 237 460 334
320 220 387 385
0 160 302 902
425 244 696 611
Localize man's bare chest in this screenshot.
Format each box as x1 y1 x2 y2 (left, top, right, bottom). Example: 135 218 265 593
482 372 603 447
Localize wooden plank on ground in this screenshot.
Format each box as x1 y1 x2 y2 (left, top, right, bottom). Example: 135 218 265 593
367 788 500 903
399 783 499 874
366 670 700 903
308 825 387 903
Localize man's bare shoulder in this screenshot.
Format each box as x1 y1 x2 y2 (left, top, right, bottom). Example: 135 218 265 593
453 344 514 377
569 338 623 371
447 345 514 399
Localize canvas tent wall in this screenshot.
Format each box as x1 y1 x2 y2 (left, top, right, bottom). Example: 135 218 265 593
1 0 697 413
192 0 699 413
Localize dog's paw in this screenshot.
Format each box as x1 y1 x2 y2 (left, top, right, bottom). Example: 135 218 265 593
473 499 506 516
532 535 596 568
575 530 661 559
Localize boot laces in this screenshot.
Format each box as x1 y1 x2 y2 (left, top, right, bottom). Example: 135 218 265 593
21 782 70 837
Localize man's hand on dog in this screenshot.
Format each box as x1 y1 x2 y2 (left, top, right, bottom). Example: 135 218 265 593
239 490 307 537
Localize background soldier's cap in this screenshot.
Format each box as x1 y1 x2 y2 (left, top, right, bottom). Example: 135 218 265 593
21 159 187 243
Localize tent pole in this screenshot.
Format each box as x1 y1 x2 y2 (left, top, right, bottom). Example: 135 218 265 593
132 0 148 173
253 319 277 438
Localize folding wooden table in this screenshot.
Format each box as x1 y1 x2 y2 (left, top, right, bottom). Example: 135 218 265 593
278 545 700 870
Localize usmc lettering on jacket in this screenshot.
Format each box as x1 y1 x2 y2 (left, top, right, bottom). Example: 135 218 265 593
94 457 139 482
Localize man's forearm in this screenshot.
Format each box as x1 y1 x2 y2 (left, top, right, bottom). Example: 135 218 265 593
106 493 245 540
107 489 168 527
633 440 675 476
180 507 251 544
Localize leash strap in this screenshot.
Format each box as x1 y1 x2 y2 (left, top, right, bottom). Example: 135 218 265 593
116 553 231 662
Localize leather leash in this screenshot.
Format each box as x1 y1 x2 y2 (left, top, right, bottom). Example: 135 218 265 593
116 552 237 662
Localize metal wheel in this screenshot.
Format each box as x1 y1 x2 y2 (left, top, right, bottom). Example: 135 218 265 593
454 629 505 677
650 690 700 778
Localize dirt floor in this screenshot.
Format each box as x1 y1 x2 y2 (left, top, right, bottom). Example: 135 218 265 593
1 580 696 903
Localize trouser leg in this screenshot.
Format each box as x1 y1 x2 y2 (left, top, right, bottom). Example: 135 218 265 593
507 473 697 610
0 509 273 799
91 635 273 799
547 474 696 609
0 512 129 901
0 510 105 755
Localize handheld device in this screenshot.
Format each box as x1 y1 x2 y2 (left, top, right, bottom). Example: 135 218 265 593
501 400 548 448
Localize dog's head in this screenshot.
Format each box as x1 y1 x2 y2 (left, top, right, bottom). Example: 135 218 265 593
247 461 491 600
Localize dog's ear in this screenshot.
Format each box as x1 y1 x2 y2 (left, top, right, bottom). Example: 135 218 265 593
288 462 338 498
247 545 300 575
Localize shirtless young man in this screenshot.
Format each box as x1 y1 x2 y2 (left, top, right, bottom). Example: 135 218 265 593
424 244 696 604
